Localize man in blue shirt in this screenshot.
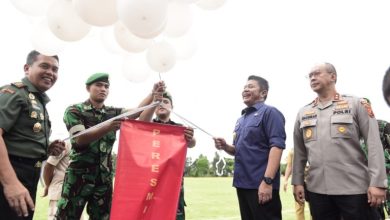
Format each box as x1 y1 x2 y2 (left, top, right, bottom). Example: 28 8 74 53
214 75 286 220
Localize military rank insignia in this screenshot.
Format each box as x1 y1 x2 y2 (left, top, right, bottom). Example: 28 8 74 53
0 88 15 94
360 98 375 118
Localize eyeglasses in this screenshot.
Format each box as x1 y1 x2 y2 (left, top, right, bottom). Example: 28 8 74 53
306 71 323 79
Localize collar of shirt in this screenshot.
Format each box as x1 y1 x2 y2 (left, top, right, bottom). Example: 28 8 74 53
82 99 107 113
22 77 50 104
241 101 264 115
312 92 343 108
153 118 177 125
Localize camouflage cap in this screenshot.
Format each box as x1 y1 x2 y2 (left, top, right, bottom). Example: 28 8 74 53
85 73 109 85
163 91 173 106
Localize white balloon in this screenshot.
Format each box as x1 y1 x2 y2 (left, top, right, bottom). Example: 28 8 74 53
73 0 118 26
168 35 197 60
196 0 226 10
10 0 50 16
122 54 152 83
164 2 192 38
173 0 200 4
47 0 91 42
114 22 152 53
117 0 168 39
100 26 128 55
146 41 176 73
30 20 66 56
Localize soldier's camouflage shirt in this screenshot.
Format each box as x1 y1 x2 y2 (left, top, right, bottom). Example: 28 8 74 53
63 100 124 183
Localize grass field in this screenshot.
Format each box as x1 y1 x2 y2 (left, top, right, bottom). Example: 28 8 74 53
33 177 310 220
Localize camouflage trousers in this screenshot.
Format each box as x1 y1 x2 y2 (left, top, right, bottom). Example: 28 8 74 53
176 185 186 220
55 167 112 220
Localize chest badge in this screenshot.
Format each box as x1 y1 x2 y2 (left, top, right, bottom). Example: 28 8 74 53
31 111 38 119
305 128 313 139
33 122 42 133
29 93 35 100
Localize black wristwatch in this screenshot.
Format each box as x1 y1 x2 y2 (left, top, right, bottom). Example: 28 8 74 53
263 176 274 185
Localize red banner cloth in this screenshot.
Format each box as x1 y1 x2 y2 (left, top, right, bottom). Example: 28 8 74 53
110 120 187 220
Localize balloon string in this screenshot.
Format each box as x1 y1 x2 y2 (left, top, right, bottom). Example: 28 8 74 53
167 108 226 176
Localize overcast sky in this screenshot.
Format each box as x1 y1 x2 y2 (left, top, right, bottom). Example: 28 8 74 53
1 0 389 162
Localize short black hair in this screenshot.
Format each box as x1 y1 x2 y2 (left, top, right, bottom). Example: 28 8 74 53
26 50 59 65
383 67 390 106
248 75 269 100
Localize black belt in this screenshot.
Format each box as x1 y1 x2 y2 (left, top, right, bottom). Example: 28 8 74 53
8 155 45 168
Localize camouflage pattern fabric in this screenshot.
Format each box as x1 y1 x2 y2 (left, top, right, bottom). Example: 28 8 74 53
56 100 122 219
361 120 390 216
378 120 390 215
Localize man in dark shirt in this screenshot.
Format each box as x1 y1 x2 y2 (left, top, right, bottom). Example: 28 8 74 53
214 75 286 220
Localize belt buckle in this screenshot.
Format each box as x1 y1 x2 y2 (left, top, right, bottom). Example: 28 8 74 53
34 161 42 168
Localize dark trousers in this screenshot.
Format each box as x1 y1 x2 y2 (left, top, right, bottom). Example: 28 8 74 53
0 156 42 220
307 191 379 220
236 188 282 220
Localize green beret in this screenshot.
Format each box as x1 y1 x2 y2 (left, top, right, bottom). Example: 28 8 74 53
163 91 173 106
85 73 109 85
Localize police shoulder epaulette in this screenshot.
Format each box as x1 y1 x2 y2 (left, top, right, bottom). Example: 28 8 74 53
11 82 26 88
360 97 375 118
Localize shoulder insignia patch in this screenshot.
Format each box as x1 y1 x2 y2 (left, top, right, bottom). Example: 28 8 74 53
360 98 375 118
0 88 15 94
11 82 25 88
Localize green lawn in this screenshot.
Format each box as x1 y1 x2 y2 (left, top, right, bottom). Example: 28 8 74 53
34 177 310 220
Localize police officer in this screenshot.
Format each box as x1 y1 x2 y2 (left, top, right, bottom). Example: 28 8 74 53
140 91 195 220
56 73 165 220
0 50 65 220
292 62 387 220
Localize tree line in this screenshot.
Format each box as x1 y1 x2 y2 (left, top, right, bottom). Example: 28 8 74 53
112 152 288 177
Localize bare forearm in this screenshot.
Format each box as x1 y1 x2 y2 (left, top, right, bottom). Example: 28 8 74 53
132 93 154 120
224 144 236 156
284 162 292 182
0 131 19 186
42 163 55 187
264 147 283 178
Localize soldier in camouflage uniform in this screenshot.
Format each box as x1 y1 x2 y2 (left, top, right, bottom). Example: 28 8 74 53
56 73 165 220
140 92 195 220
0 50 65 220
